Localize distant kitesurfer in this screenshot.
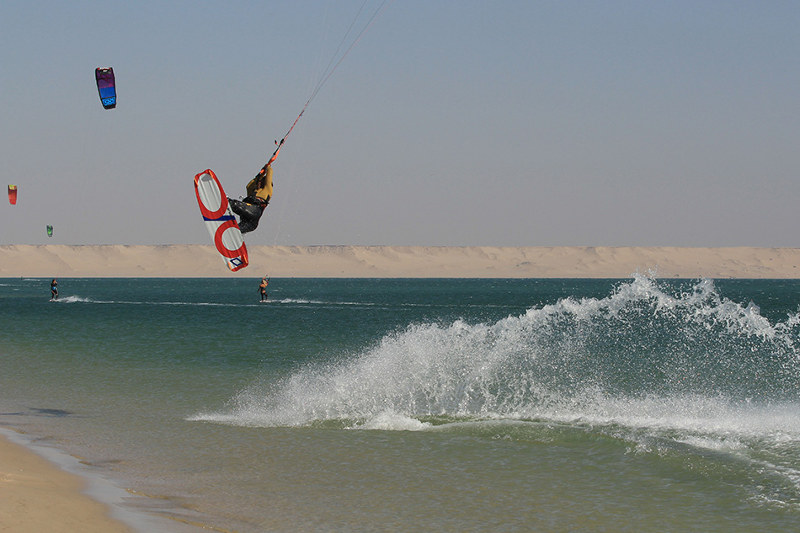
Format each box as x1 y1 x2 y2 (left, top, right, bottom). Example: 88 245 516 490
50 279 58 300
229 139 283 234
259 276 269 302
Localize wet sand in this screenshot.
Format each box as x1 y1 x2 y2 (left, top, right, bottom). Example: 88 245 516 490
0 432 133 533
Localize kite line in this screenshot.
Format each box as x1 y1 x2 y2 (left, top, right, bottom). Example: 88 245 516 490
270 0 394 157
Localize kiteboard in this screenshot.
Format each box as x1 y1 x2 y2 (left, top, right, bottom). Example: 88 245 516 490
194 170 249 272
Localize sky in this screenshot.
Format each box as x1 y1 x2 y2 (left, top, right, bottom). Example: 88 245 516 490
1 1 799 247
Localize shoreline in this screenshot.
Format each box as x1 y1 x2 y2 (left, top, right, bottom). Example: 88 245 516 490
0 428 204 533
0 429 135 532
2 245 800 278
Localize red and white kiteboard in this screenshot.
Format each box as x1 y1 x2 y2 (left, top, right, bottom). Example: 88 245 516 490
194 169 249 272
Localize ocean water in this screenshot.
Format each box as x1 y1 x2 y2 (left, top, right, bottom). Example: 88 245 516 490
1 276 800 532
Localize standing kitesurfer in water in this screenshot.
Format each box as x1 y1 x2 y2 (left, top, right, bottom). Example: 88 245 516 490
228 139 284 234
50 278 58 300
259 276 269 302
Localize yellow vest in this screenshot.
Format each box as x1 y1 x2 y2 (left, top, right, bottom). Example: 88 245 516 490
246 164 273 204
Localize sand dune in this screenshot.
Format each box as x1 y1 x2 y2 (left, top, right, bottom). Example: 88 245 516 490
2 244 800 278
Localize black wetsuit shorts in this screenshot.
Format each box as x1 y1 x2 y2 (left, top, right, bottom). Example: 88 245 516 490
229 198 264 234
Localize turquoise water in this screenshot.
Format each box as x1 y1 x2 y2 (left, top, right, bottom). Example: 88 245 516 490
1 277 800 532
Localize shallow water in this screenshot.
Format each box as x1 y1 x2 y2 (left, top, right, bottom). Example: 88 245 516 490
1 277 799 531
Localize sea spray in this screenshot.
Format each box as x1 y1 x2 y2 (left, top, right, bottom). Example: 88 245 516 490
193 275 800 430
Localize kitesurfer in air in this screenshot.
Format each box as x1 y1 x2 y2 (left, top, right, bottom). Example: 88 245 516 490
228 139 284 234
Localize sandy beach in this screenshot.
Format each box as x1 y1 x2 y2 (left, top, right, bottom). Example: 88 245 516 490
0 432 132 533
2 244 800 278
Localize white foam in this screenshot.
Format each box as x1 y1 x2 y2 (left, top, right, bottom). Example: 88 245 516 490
55 295 95 303
353 411 432 431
